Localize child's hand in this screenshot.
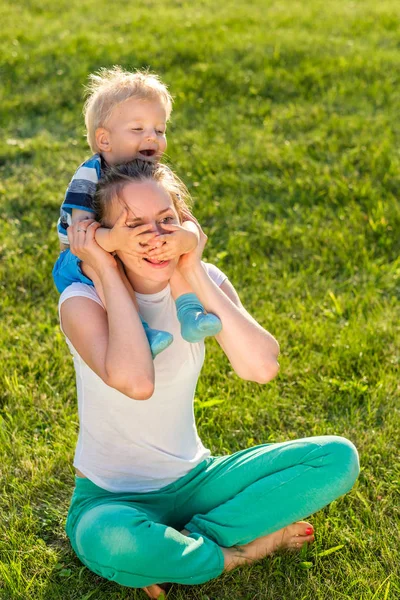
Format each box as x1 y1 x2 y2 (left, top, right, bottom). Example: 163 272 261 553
146 224 199 262
106 209 161 257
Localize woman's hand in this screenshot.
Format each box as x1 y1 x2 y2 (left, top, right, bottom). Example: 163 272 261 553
68 219 117 274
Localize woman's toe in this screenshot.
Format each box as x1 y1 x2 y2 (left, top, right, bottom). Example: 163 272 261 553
292 521 314 536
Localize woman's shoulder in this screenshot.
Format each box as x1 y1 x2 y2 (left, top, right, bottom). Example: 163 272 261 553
201 261 228 287
58 283 104 310
58 283 105 343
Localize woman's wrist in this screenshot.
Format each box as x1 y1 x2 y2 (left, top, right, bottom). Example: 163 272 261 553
179 259 205 284
94 259 119 280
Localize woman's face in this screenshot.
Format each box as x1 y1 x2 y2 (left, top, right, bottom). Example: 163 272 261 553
108 180 180 293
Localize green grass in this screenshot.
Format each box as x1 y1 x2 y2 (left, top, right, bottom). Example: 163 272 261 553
0 0 399 598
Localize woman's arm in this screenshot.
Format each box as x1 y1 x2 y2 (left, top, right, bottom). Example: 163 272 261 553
61 221 154 400
183 263 279 383
178 225 280 384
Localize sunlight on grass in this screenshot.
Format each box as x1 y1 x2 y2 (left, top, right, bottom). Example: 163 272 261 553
0 0 399 598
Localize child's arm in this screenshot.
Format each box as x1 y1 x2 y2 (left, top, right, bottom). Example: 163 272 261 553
71 208 95 225
94 225 118 253
70 208 121 253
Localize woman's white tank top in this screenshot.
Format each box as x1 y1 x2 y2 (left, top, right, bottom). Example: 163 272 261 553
58 263 227 493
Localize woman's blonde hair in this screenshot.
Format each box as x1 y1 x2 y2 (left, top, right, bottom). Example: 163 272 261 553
93 159 192 226
84 66 173 153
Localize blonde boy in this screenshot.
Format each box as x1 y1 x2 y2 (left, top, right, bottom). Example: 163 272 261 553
53 67 221 357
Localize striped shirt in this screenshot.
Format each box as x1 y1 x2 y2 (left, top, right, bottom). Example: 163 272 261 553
57 154 106 245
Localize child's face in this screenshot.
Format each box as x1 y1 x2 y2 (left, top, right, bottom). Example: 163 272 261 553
97 98 167 165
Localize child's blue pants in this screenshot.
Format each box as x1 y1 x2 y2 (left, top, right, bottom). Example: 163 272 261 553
52 249 93 293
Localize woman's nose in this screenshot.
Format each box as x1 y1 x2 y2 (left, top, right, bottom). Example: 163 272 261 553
147 221 162 236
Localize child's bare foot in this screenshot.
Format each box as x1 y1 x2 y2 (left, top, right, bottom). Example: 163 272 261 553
223 521 314 571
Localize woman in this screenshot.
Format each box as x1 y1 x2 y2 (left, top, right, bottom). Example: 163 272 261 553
60 160 359 598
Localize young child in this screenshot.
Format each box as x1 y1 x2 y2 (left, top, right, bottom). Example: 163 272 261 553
53 66 221 357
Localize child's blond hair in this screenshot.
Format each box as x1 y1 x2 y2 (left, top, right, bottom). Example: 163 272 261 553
84 66 173 153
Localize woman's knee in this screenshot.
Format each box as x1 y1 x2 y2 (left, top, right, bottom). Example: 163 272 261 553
321 435 360 493
72 504 150 583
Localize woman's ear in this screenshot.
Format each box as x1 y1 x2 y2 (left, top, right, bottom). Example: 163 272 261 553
96 128 111 153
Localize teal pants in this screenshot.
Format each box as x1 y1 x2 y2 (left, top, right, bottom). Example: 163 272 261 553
65 436 359 588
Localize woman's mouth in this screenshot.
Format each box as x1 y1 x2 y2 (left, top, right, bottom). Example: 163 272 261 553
143 257 170 268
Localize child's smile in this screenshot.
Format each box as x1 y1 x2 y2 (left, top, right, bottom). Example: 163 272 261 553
97 98 167 165
138 148 157 159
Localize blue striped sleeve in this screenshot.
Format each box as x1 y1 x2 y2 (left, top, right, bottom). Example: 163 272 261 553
57 154 103 244
61 154 102 213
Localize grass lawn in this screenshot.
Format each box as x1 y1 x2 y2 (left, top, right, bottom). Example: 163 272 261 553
0 0 399 598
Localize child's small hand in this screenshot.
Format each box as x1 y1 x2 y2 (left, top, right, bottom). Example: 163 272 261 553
146 224 199 261
107 209 160 257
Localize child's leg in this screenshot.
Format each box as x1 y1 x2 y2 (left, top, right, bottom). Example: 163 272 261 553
170 270 222 343
81 260 173 359
52 249 94 293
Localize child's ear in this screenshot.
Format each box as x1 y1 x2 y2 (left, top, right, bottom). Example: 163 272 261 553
96 128 111 152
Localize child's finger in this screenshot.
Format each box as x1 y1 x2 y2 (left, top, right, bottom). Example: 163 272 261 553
150 233 174 245
160 224 180 232
114 208 128 228
147 241 168 253
128 223 154 235
135 244 157 255
136 232 160 245
147 246 174 258
146 248 163 257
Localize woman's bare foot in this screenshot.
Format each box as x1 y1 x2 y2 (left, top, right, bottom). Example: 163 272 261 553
223 521 314 571
142 583 168 599
140 525 313 593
